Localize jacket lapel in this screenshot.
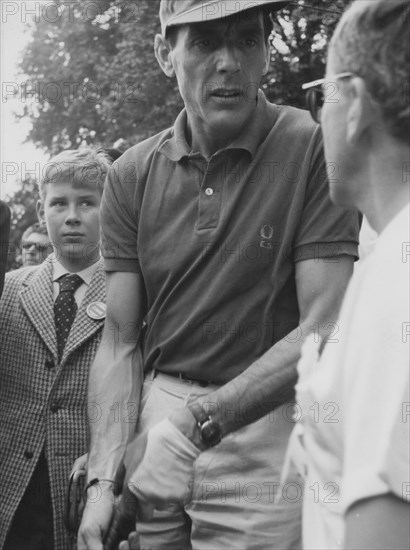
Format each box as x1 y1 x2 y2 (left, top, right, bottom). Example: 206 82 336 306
61 261 106 363
19 260 58 360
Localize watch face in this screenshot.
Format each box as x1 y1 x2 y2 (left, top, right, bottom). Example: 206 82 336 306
201 419 222 447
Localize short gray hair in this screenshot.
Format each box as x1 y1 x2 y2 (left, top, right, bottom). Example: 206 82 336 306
330 0 409 143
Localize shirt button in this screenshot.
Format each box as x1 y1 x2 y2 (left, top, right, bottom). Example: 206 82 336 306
24 451 34 459
205 188 214 196
50 402 61 413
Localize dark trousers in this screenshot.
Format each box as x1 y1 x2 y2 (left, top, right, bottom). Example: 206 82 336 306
4 450 54 550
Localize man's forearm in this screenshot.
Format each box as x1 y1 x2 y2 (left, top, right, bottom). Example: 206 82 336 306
187 256 353 438
189 323 308 437
86 337 143 481
77 273 145 548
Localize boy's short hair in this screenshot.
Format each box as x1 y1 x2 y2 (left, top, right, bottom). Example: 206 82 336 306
40 148 116 200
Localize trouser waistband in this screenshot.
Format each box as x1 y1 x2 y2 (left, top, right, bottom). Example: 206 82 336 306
148 368 221 388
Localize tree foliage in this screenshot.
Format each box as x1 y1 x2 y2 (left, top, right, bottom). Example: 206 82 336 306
18 0 181 153
266 0 350 105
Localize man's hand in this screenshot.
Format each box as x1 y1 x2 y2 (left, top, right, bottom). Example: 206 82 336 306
70 453 88 476
123 414 201 517
77 485 115 550
118 531 140 550
66 454 88 534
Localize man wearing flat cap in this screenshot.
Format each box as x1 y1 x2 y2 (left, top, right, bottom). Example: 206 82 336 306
78 1 359 548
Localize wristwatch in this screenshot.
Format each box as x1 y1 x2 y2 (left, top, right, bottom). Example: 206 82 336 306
188 405 222 448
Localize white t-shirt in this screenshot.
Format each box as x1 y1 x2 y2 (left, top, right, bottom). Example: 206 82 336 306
357 215 378 263
289 203 410 549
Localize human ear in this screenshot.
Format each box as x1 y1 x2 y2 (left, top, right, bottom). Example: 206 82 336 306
154 34 175 78
262 43 271 76
346 77 373 145
36 199 45 225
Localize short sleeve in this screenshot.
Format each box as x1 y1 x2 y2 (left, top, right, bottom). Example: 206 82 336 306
100 157 141 273
293 129 360 262
342 381 410 509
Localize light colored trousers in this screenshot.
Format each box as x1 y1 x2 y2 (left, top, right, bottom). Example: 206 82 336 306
135 372 302 550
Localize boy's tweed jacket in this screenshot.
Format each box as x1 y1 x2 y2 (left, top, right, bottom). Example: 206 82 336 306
0 258 106 550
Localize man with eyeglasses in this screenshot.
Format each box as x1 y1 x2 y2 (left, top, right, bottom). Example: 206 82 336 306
287 1 410 548
20 222 51 267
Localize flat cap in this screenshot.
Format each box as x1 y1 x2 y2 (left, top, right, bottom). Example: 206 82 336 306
160 0 289 35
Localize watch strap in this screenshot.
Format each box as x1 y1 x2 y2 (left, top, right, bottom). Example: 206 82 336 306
187 403 222 448
187 402 209 425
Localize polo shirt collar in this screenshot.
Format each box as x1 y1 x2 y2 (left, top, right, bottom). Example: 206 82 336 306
160 90 275 162
160 110 192 162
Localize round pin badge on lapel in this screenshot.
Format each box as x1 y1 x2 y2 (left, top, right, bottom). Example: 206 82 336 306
86 301 106 320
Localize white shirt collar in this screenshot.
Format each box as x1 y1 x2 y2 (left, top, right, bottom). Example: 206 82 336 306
52 256 101 286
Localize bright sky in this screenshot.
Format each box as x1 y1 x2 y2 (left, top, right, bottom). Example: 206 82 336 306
1 1 48 199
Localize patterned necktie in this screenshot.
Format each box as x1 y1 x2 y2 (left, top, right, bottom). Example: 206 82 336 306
54 274 83 360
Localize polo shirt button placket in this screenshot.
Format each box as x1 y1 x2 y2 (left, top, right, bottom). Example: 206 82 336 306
198 156 223 230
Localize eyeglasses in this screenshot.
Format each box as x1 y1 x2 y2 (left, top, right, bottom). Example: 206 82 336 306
302 72 355 124
22 242 50 252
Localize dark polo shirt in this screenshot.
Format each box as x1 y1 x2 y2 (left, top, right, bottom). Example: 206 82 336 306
101 93 359 383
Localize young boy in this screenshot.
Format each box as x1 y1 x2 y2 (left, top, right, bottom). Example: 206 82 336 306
0 148 116 550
